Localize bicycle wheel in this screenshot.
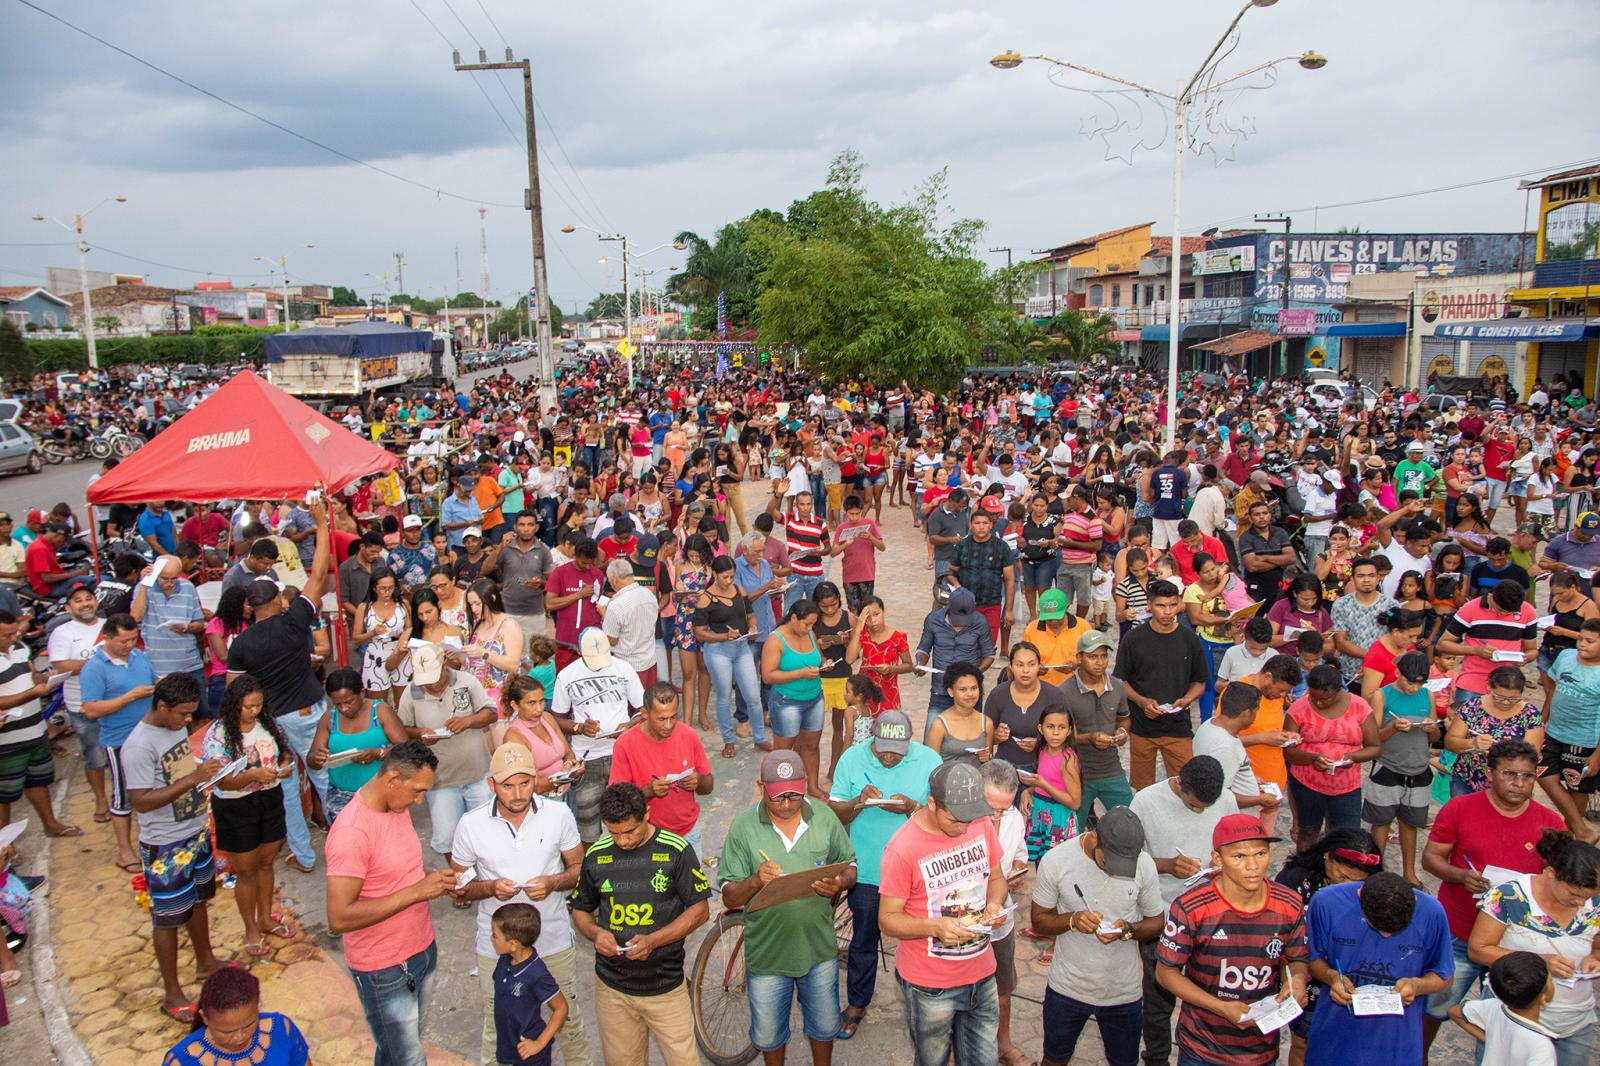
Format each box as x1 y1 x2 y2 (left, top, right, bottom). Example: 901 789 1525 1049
834 894 853 962
112 434 140 458
691 911 757 1066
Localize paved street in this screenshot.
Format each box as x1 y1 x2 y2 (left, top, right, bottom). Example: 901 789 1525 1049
12 477 1504 1065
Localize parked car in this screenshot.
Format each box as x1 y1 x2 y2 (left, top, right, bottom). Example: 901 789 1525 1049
0 401 43 475
1307 381 1379 412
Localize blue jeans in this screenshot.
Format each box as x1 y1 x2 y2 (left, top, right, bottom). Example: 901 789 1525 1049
275 700 329 868
537 497 559 546
784 572 825 611
845 882 883 1011
682 824 702 860
1425 935 1486 1021
769 693 825 737
1020 557 1059 591
898 973 999 1066
748 957 840 1051
703 639 768 745
350 940 436 1066
1042 986 1142 1066
424 777 491 855
1198 640 1229 723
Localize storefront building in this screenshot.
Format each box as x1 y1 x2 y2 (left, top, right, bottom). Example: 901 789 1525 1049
1503 165 1600 396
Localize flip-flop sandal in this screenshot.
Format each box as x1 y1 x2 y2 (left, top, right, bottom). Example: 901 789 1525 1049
162 1001 199 1023
267 913 299 937
93 810 113 824
836 1007 867 1040
117 859 142 873
721 744 737 759
1000 1048 1037 1066
243 940 271 958
47 825 83 838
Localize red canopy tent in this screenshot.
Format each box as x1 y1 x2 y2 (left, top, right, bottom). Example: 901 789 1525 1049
86 371 398 504
85 372 399 668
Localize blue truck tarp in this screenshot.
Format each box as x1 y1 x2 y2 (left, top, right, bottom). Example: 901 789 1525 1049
263 321 431 363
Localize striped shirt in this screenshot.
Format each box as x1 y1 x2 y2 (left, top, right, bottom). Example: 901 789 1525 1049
0 643 44 752
139 579 206 674
1443 596 1536 694
1157 880 1308 1066
785 514 830 577
1059 511 1103 566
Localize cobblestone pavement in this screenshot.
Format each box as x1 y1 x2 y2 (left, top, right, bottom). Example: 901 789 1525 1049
13 484 1522 1064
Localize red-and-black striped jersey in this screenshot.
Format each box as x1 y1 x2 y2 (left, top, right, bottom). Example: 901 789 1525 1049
785 514 830 577
1156 879 1308 1066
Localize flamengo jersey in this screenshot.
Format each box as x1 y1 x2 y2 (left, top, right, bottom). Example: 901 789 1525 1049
1156 879 1308 1066
785 514 830 576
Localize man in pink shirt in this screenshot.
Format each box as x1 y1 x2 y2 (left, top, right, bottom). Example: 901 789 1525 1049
326 740 458 1066
878 760 1010 1064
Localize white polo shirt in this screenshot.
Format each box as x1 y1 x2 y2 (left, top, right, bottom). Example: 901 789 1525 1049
450 795 582 959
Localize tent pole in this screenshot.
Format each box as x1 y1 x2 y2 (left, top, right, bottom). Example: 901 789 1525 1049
86 492 101 582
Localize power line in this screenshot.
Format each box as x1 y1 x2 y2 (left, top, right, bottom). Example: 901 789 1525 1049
1202 155 1600 230
15 0 523 209
0 241 75 247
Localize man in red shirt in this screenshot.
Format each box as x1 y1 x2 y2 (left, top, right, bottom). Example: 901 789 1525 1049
179 502 231 568
543 537 607 671
1418 738 1562 1054
878 760 1009 1064
608 682 714 857
25 523 89 596
1481 422 1515 522
1168 520 1229 586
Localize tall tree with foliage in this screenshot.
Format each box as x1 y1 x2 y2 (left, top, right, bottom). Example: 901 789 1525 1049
749 150 1009 390
1042 308 1120 364
330 285 365 306
0 319 35 383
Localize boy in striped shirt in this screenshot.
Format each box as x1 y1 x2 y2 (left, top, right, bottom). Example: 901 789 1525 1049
1156 813 1309 1066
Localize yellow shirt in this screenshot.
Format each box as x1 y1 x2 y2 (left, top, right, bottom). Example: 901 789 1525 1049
1022 617 1093 686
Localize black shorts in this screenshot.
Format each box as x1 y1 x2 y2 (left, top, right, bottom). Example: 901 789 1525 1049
1537 736 1600 795
211 786 287 853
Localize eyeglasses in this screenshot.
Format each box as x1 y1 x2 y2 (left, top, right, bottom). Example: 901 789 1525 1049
768 792 804 804
1493 769 1538 782
1489 692 1524 705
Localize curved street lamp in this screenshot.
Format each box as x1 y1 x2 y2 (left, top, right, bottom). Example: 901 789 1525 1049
560 225 688 388
31 195 127 368
991 0 1325 448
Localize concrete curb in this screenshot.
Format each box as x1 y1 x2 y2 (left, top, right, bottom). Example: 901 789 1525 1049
30 774 93 1066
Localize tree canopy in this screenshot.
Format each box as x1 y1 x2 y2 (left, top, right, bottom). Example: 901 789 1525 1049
748 150 1013 390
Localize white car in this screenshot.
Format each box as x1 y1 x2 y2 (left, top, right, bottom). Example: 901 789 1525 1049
1307 381 1378 412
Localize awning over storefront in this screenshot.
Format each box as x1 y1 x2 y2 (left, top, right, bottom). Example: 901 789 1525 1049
1189 330 1277 357
1140 323 1215 341
1431 319 1599 342
1110 330 1141 342
1320 322 1407 338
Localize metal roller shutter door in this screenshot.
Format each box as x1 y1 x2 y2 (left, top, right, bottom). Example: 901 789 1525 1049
1421 338 1460 383
1539 342 1590 389
1348 338 1390 385
1466 340 1517 381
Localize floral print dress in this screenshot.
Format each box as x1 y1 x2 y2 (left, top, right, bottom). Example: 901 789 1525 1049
1451 696 1543 793
672 569 710 651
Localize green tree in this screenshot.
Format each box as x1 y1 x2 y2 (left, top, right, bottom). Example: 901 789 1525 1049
584 292 626 319
0 319 33 382
1041 308 1120 364
749 150 1010 390
671 225 752 334
330 285 365 306
450 292 499 308
486 298 566 342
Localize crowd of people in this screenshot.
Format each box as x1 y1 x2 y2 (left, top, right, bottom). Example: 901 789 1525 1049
1 352 1599 1066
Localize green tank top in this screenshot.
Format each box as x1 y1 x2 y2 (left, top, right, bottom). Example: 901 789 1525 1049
327 700 388 792
773 630 823 701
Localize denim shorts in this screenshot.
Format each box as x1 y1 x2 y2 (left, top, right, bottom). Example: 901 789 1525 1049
748 957 840 1050
66 709 107 770
1020 556 1060 590
860 473 887 488
769 693 826 737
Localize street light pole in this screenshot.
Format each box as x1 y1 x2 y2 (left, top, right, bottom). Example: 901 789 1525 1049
32 196 125 369
989 1 1325 450
454 49 556 406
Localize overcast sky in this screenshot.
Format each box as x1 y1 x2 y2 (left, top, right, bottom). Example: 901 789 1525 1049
3 0 1596 314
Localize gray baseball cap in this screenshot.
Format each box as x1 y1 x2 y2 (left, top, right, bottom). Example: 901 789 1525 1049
1095 806 1146 879
928 761 989 823
871 710 913 756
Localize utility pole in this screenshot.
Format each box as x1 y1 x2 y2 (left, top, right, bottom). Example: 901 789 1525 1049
988 246 1014 268
1256 213 1293 376
454 48 556 404
393 251 406 295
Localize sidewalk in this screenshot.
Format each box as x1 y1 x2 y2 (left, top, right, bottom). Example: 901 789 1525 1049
37 776 467 1065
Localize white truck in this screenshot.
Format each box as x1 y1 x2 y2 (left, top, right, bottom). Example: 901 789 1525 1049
262 321 442 397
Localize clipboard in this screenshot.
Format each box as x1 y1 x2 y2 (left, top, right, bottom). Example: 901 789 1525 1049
746 860 855 913
1227 600 1264 623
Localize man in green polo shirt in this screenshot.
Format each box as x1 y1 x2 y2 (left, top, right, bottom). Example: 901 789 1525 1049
720 749 856 1065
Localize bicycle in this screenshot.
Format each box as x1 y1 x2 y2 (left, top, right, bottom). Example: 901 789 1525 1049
689 858 885 1066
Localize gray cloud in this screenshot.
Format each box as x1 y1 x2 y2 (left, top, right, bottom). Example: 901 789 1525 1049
2 0 1596 312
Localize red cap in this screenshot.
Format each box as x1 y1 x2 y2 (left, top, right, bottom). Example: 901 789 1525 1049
1211 813 1282 852
978 495 1003 515
25 509 45 525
